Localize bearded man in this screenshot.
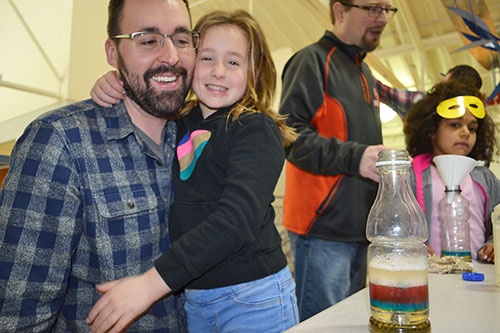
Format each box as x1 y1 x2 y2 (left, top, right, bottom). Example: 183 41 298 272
0 0 196 331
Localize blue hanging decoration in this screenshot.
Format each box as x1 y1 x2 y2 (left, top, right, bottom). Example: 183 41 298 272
446 1 500 104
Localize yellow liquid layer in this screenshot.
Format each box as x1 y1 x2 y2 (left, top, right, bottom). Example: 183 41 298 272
369 316 431 333
370 305 429 326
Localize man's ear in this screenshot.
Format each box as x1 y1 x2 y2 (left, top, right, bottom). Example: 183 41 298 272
105 39 118 68
332 2 345 23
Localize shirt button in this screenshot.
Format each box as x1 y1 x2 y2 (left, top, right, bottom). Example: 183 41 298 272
127 200 135 209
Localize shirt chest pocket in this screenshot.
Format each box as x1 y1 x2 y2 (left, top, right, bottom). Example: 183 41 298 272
92 187 164 269
94 187 158 218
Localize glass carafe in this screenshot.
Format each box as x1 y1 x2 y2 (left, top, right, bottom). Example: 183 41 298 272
366 150 430 332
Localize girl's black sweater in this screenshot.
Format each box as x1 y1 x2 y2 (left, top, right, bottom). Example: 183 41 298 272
155 104 287 291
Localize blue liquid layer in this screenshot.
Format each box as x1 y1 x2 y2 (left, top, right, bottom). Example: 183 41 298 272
371 300 429 312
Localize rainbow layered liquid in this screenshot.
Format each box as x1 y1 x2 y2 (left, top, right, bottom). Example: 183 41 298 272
368 256 429 326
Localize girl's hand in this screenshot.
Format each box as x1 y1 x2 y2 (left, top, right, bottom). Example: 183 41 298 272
87 267 172 333
90 70 125 108
426 244 436 257
478 242 494 263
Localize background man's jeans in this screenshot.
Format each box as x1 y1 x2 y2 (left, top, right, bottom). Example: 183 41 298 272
288 232 368 321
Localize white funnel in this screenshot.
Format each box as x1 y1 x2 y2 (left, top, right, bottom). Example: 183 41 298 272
433 155 477 187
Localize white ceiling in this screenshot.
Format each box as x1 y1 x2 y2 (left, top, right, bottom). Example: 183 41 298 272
1 0 500 151
0 0 72 124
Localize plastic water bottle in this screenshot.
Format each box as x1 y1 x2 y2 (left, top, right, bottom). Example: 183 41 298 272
438 185 472 261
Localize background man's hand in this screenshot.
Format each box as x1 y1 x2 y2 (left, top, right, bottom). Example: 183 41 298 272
359 145 390 182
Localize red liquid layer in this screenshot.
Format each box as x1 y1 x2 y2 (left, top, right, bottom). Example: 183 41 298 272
370 283 428 308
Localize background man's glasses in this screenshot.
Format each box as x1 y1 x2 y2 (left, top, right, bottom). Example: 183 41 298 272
340 3 398 19
112 31 200 51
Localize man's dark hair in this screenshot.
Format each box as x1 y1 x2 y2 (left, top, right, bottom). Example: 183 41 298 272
107 0 191 39
329 0 352 25
446 65 482 90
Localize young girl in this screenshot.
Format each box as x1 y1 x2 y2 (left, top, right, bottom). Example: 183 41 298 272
404 80 497 263
87 10 299 333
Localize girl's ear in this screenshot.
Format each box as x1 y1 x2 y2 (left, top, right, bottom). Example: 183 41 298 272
430 132 436 146
105 39 118 68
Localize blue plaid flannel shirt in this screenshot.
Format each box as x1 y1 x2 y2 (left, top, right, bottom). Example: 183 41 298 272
0 100 187 332
376 79 425 120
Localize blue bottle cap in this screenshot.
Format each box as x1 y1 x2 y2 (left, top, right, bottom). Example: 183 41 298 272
462 272 484 281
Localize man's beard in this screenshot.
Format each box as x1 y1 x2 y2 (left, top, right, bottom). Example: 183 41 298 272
117 53 191 120
360 29 382 53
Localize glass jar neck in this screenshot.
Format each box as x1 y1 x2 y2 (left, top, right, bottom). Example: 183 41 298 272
376 150 411 164
377 165 412 189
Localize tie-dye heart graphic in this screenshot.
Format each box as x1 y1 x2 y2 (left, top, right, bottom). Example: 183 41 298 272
177 130 211 180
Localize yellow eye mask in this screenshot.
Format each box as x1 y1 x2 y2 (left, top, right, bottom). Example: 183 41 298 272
436 95 485 119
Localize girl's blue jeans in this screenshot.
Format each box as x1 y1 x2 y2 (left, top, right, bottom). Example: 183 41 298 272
184 266 299 332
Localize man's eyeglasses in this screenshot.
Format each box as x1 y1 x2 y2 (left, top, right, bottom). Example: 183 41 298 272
340 2 398 19
112 31 200 51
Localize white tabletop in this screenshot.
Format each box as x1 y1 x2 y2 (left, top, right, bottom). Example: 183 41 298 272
287 262 500 332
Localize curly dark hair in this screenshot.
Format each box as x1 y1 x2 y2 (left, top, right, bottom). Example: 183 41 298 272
404 80 497 163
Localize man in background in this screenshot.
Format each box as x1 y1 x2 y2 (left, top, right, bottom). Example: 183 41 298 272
377 64 483 120
279 0 396 321
0 0 196 330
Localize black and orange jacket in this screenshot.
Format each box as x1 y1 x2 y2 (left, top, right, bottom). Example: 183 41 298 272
279 31 382 243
